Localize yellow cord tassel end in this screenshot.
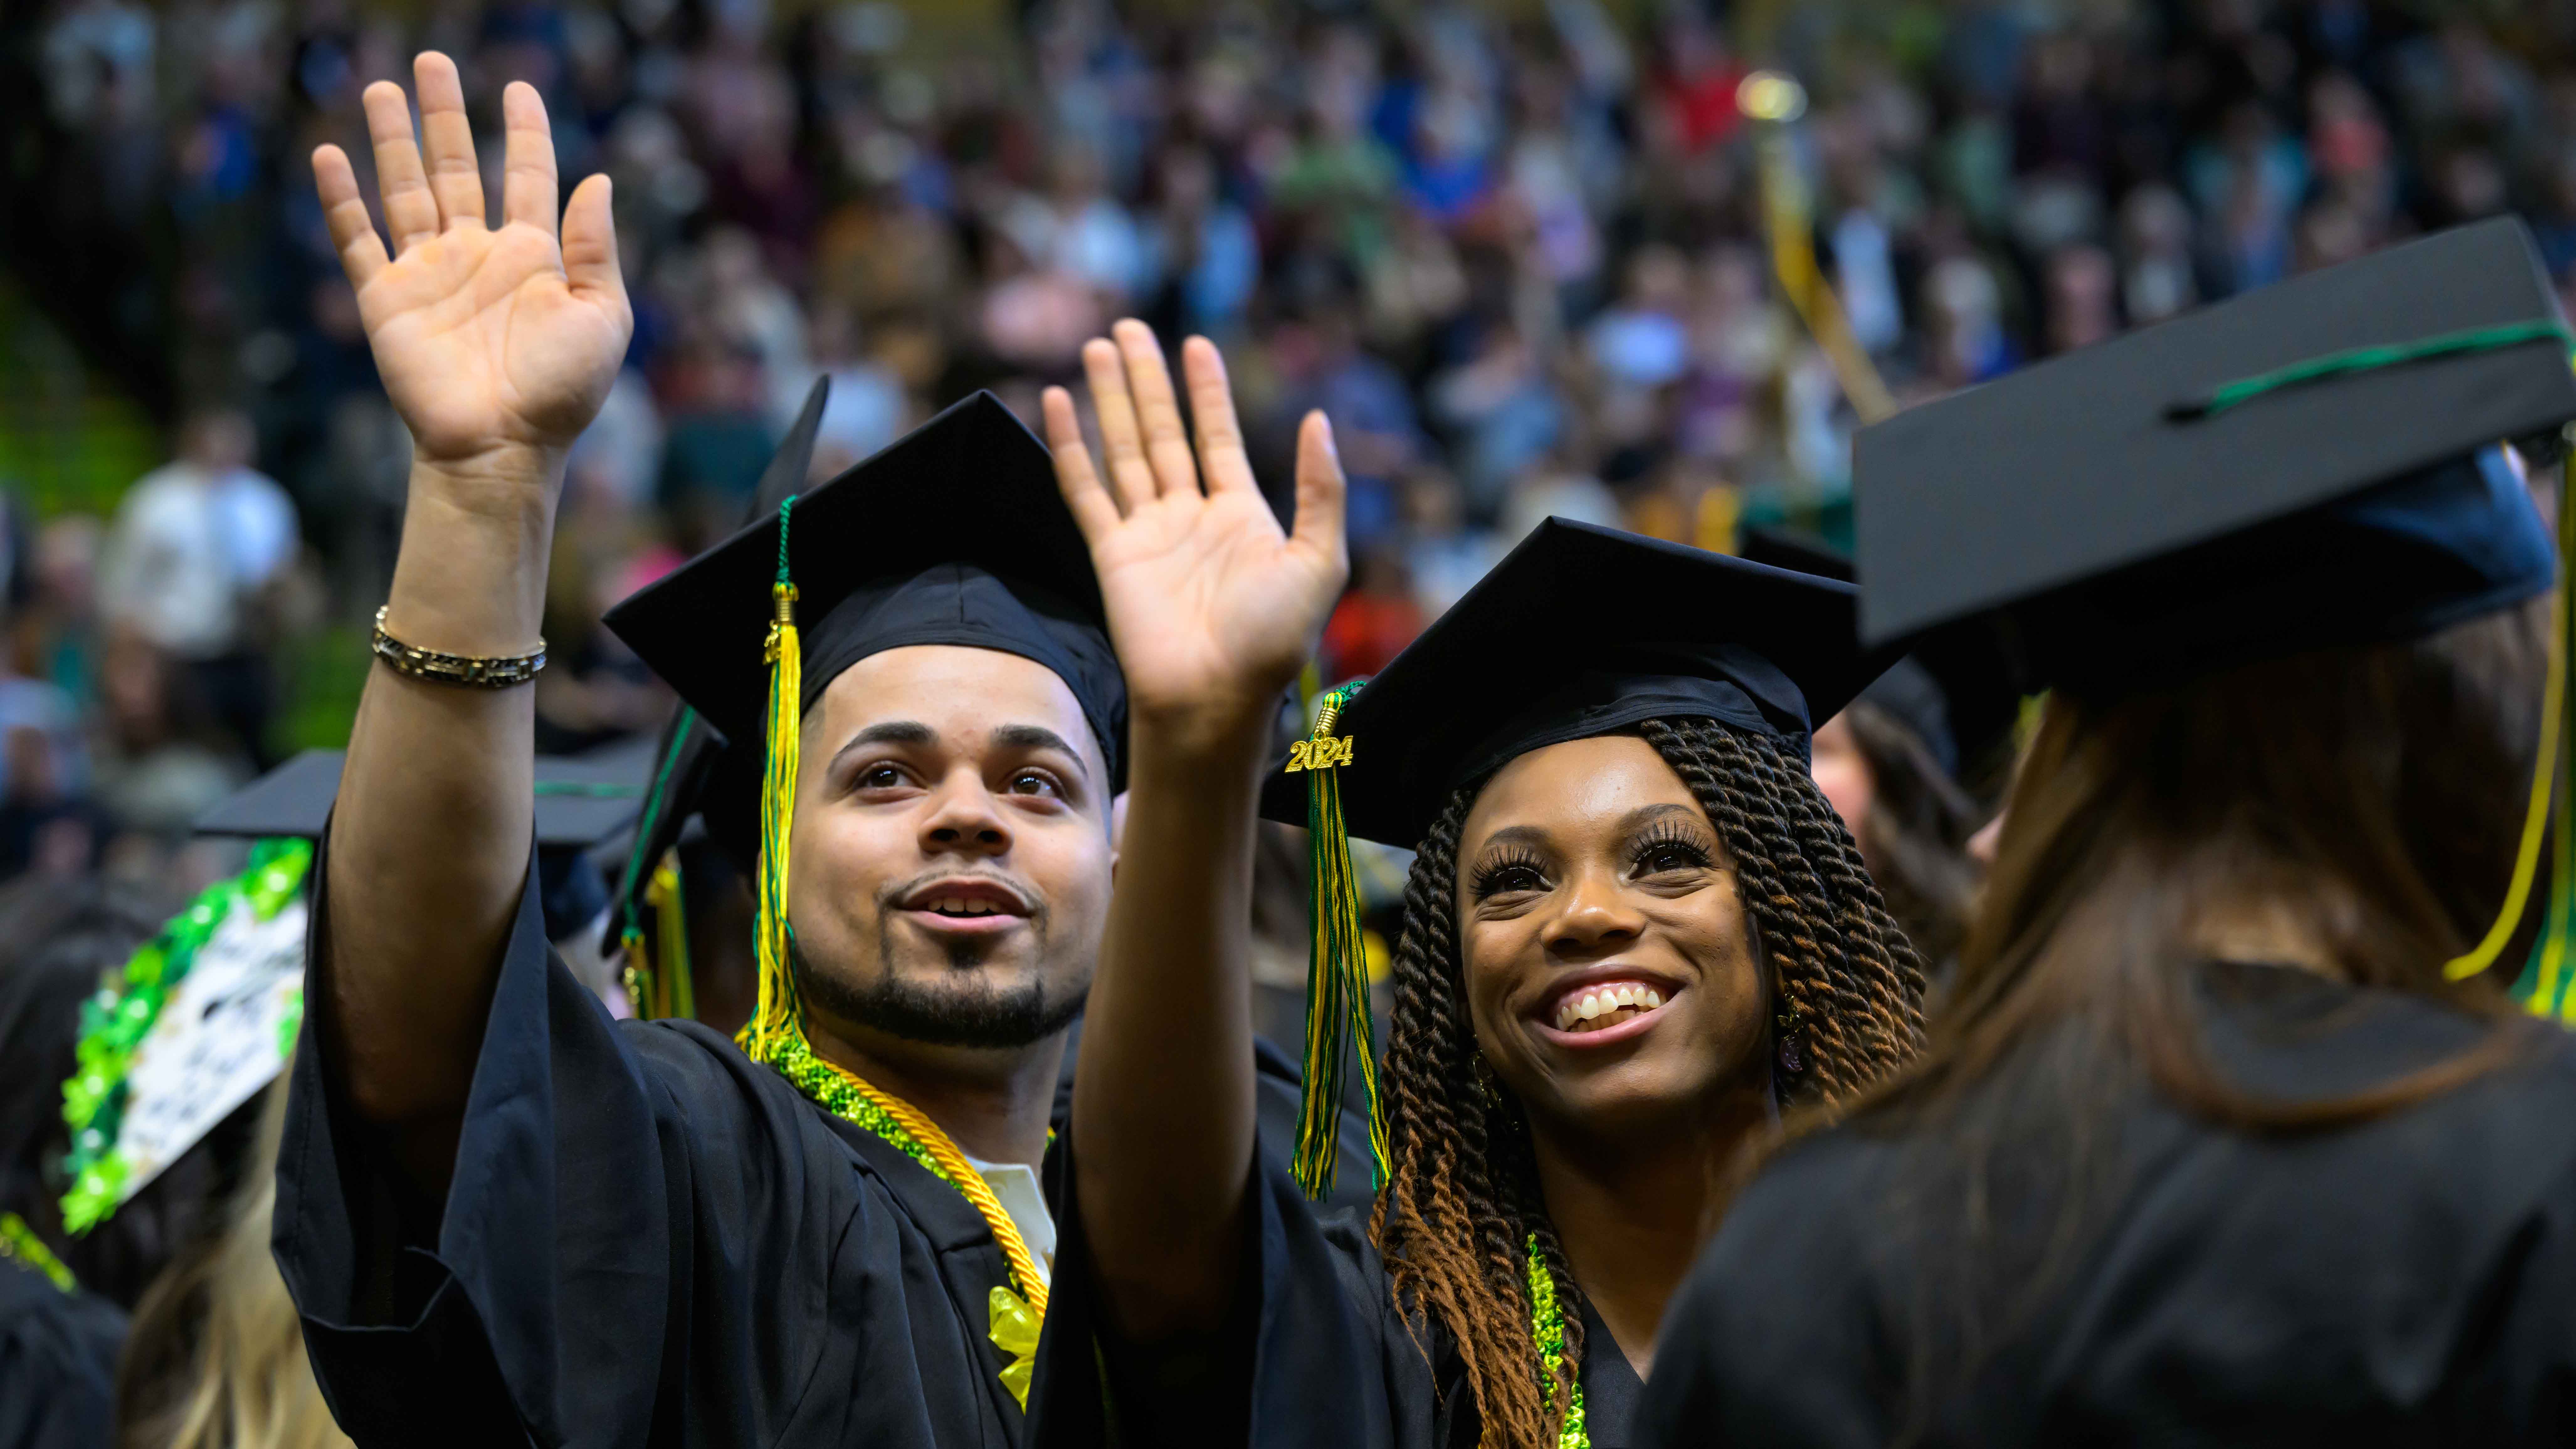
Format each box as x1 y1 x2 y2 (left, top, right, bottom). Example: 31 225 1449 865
742 499 804 1057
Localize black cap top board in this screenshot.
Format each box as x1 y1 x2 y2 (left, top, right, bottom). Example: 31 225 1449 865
1260 518 1885 847
1853 216 2575 694
600 390 1127 788
194 746 649 850
1736 524 2020 782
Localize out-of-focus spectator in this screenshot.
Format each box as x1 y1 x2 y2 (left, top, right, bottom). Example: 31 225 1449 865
96 409 298 770
13 0 2576 915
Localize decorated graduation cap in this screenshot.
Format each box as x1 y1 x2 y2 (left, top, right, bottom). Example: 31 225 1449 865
1852 214 2576 1004
599 389 1124 1064
59 742 650 1232
1259 518 1882 1196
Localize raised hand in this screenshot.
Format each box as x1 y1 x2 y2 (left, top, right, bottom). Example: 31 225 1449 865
1043 322 1349 741
314 53 631 485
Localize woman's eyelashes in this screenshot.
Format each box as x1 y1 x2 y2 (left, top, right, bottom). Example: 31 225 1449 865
1627 821 1716 877
1471 848 1551 900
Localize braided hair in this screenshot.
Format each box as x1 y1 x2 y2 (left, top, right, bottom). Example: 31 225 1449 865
1368 716 1928 1446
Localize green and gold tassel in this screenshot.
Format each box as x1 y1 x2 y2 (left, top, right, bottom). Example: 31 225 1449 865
2463 443 2576 1016
1288 682 1388 1198
2496 444 2576 1019
741 496 803 1059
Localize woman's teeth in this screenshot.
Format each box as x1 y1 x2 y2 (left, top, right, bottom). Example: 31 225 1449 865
1551 983 1666 1033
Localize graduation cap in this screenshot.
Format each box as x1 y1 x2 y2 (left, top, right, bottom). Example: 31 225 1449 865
1257 518 1880 1196
599 389 1123 1056
194 745 649 944
1851 216 2576 993
1735 524 2019 785
1853 217 2573 686
195 747 647 851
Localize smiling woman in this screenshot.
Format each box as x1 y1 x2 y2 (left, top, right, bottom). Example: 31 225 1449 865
1344 549 1928 1446
1040 489 1928 1449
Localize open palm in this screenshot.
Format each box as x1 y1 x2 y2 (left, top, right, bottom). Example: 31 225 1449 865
1044 324 1349 730
316 54 630 473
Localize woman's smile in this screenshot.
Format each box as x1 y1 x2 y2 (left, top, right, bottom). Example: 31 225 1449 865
1531 968 1685 1046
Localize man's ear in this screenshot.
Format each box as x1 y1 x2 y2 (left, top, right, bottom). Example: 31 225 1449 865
1110 790 1129 853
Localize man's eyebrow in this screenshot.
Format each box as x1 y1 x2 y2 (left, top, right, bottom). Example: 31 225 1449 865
991 723 1093 779
828 720 938 769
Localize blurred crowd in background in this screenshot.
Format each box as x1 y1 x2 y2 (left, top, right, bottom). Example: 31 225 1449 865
2 0 2573 913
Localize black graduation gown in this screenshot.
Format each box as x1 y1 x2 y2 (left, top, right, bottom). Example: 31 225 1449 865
0 1257 124 1449
1029 1120 1648 1449
275 846 1366 1449
1644 963 2576 1447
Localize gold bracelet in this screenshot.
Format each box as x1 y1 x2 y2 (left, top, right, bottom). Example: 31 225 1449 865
370 606 547 688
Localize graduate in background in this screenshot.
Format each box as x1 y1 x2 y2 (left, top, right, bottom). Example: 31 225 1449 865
0 881 164 1449
1736 528 1997 983
1030 324 1926 1448
1649 217 2576 1444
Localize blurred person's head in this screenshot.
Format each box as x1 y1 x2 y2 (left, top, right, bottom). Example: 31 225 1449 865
2433 145 2509 224
176 410 255 474
1810 702 1983 975
1400 466 1467 538
115 1073 352 1449
2306 72 2389 184
2294 198 2373 273
98 626 183 752
1924 255 2005 386
1619 244 1690 316
32 515 101 622
2042 244 2116 354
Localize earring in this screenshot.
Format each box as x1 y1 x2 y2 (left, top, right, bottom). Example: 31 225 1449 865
1774 1000 1808 1077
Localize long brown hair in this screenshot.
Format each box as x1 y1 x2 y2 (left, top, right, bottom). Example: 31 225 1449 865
1839 701 1984 977
1867 595 2550 1142
1369 716 1927 1447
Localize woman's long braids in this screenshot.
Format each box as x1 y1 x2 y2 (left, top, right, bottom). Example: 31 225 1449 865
1368 716 1928 1447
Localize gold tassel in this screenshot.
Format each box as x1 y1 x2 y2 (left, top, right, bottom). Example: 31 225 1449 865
2452 448 2571 989
646 850 695 1020
1288 683 1388 1197
742 498 803 1057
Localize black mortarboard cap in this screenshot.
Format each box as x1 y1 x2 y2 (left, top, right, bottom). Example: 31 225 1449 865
1854 217 2576 693
1736 524 2020 782
601 390 1127 788
195 747 648 849
1261 518 1881 847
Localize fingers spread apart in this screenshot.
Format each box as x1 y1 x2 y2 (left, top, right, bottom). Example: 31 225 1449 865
1044 386 1124 538
312 144 389 288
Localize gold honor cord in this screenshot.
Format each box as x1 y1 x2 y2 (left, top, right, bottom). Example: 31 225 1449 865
732 493 1046 1406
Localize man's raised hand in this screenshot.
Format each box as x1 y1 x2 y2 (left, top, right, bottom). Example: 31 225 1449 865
314 53 631 488
1043 322 1349 747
